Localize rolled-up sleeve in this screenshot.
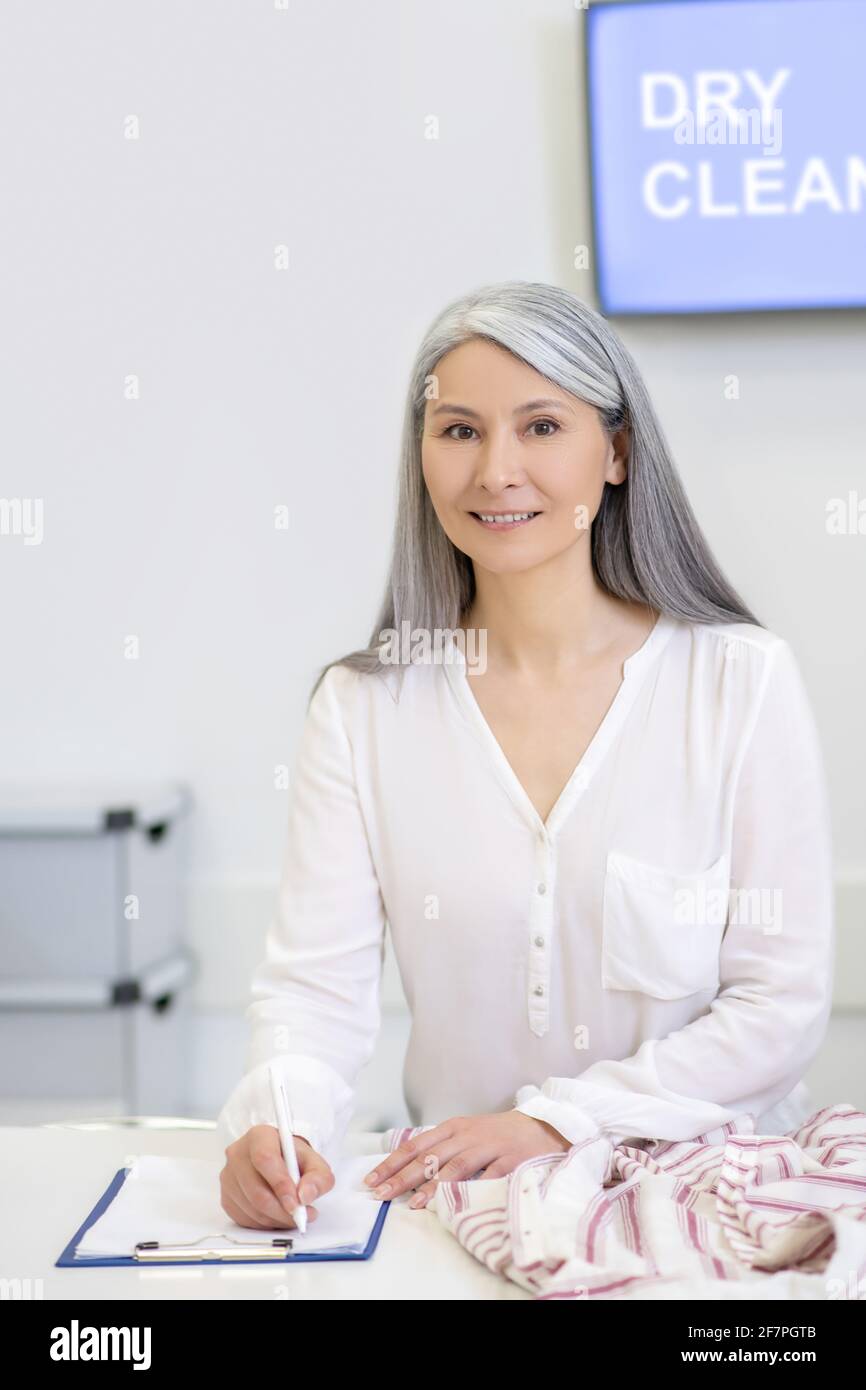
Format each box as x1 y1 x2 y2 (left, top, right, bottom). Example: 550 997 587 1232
514 638 836 1145
216 664 387 1163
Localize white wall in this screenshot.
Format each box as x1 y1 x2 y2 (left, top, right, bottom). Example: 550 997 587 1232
2 0 864 1083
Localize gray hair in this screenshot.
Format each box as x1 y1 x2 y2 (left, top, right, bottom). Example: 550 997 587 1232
310 280 761 702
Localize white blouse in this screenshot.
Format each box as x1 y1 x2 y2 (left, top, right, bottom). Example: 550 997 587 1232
216 613 835 1160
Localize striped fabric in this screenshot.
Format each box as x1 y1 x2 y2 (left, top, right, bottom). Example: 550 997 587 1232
384 1106 866 1299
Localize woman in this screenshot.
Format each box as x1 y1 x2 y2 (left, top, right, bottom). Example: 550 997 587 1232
217 281 834 1232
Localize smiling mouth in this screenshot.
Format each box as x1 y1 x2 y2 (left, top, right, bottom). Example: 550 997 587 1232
469 511 541 530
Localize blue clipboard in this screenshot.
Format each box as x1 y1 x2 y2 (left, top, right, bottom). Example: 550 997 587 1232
56 1166 391 1267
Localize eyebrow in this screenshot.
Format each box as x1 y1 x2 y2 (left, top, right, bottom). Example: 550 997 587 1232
429 397 571 419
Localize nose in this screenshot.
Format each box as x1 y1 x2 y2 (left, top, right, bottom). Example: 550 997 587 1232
473 427 527 494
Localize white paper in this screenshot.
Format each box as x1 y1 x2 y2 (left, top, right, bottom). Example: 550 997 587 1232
75 1152 385 1259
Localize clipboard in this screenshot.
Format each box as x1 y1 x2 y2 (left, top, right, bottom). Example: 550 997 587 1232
56 1166 391 1267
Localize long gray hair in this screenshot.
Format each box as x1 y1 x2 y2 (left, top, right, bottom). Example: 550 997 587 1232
310 280 760 702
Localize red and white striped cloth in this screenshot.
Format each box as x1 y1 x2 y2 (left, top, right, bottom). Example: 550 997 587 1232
384 1105 866 1299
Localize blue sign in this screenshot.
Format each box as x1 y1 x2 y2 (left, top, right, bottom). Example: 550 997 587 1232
586 0 866 313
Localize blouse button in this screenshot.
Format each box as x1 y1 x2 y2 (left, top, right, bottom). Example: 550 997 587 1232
536 882 547 895
533 984 544 996
534 935 545 948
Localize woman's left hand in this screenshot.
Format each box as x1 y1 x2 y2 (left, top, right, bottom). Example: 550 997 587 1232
361 1111 571 1209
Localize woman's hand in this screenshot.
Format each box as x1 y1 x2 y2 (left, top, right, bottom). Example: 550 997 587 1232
220 1124 335 1229
362 1111 571 1209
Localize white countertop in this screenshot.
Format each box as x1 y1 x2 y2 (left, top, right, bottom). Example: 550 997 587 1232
0 1122 530 1301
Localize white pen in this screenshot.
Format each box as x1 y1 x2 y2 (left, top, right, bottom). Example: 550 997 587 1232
268 1061 307 1235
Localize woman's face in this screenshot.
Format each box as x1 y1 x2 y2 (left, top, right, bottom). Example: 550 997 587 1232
421 338 627 576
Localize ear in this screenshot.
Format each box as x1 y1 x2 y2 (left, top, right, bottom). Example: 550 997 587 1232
605 425 630 486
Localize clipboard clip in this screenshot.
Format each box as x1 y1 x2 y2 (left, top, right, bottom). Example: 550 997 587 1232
134 1234 295 1262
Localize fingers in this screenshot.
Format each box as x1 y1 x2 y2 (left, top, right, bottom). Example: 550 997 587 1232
372 1137 492 1201
221 1186 278 1230
221 1125 331 1229
221 1178 320 1231
296 1142 336 1207
223 1155 318 1230
248 1126 335 1212
475 1156 517 1179
362 1123 453 1195
407 1147 494 1207
243 1128 305 1224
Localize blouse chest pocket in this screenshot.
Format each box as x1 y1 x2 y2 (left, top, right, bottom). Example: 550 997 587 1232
601 848 730 1000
